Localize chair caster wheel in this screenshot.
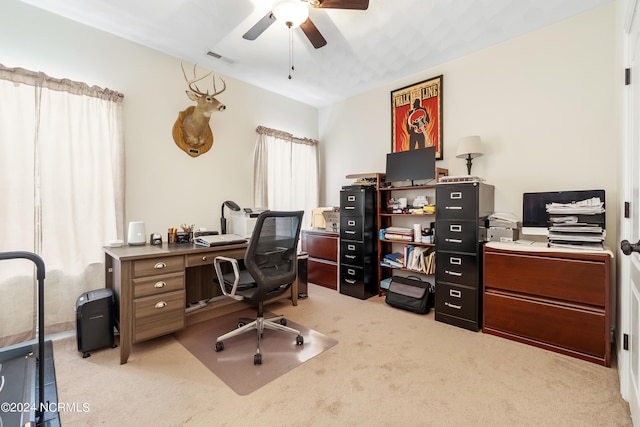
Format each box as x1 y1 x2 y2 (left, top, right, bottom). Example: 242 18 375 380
214 342 224 352
280 318 287 326
254 353 262 365
296 335 304 345
238 321 246 328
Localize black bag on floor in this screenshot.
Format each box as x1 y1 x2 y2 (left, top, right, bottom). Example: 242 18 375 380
385 276 435 314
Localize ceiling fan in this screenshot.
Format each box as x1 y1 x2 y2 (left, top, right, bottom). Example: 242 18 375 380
243 0 369 49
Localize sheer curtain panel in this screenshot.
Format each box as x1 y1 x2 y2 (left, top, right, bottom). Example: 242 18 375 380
0 64 125 346
253 126 319 227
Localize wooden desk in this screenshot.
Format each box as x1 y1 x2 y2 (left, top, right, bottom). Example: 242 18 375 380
104 242 298 364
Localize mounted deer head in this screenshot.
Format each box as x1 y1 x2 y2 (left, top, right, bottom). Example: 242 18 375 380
172 63 227 157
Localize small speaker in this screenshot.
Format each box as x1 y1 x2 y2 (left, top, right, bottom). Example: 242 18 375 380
127 221 146 246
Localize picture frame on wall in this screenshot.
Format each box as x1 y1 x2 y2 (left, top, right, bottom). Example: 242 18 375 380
391 75 443 159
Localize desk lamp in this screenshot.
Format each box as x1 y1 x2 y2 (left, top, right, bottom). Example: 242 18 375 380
456 136 484 175
220 200 241 234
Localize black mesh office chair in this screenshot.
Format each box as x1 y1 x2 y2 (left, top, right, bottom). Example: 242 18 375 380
213 210 304 365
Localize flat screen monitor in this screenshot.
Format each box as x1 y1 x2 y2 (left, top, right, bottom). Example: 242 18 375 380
522 189 605 236
385 147 436 185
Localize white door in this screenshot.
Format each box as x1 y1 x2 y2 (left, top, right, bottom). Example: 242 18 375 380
621 0 640 422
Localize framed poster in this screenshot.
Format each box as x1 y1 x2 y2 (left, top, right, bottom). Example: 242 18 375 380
391 75 443 159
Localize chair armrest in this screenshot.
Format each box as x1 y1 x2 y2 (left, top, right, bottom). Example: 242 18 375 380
214 256 243 301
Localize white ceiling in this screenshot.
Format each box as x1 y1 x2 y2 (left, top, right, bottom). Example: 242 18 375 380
20 0 613 108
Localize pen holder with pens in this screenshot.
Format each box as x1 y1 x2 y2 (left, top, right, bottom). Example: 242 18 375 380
168 230 191 244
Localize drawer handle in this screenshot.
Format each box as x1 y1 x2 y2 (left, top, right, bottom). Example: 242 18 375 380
347 244 355 251
345 255 356 259
450 289 462 298
345 279 356 284
345 230 356 234
154 281 166 288
345 206 355 210
449 225 462 232
348 196 356 201
201 256 207 261
445 206 462 210
155 301 168 309
445 238 463 243
450 192 462 199
154 262 167 269
445 270 462 277
450 257 462 265
445 302 462 310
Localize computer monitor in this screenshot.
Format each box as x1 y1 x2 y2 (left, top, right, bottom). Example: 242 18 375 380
385 147 436 185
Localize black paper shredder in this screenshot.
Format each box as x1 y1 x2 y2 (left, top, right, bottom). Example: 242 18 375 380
76 288 115 358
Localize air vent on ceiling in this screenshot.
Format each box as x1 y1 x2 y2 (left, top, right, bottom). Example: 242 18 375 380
206 51 235 65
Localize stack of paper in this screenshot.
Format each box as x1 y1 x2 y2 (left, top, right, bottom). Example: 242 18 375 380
546 197 605 250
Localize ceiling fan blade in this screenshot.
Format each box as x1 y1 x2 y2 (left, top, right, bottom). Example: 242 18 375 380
243 11 276 40
315 0 369 10
300 18 327 49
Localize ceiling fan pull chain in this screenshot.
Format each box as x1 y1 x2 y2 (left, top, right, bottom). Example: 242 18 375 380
288 24 294 79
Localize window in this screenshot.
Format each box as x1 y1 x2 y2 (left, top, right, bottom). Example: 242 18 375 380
253 126 319 226
0 64 124 346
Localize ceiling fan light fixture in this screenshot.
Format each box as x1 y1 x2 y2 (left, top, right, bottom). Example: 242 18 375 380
272 0 309 28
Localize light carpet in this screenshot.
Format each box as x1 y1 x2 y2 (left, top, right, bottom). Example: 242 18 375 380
173 308 338 395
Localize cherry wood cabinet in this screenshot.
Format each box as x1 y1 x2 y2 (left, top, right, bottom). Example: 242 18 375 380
483 244 611 366
301 230 338 290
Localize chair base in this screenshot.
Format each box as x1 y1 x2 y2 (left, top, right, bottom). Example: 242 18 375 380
214 313 304 365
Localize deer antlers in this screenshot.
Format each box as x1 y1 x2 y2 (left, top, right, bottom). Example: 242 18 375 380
181 63 226 97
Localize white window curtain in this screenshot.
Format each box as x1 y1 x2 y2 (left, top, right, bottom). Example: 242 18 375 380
253 126 319 227
0 64 125 347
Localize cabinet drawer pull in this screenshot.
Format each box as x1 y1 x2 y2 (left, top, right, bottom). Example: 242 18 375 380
445 302 462 310
347 244 356 251
154 262 167 269
449 257 462 265
345 279 356 284
348 195 356 202
449 225 462 232
154 301 168 309
445 206 462 210
154 281 166 288
449 289 462 298
345 255 356 259
450 192 462 199
345 206 355 210
445 270 462 277
445 238 463 244
201 256 207 261
345 230 356 234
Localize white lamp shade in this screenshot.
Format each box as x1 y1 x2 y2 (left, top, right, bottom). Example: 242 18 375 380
456 136 484 159
272 0 309 28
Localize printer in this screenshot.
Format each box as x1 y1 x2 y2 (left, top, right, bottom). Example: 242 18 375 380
229 208 267 238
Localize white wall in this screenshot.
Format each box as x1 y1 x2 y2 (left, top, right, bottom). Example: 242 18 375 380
0 0 319 238
319 3 619 249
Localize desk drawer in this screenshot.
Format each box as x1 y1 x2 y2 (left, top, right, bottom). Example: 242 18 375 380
435 282 477 320
437 220 479 253
484 251 606 306
308 258 337 290
134 256 184 277
436 253 477 287
302 232 338 262
133 290 185 342
133 272 184 298
484 291 606 357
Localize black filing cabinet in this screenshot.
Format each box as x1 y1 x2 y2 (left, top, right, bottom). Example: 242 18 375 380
339 185 377 299
435 182 494 331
